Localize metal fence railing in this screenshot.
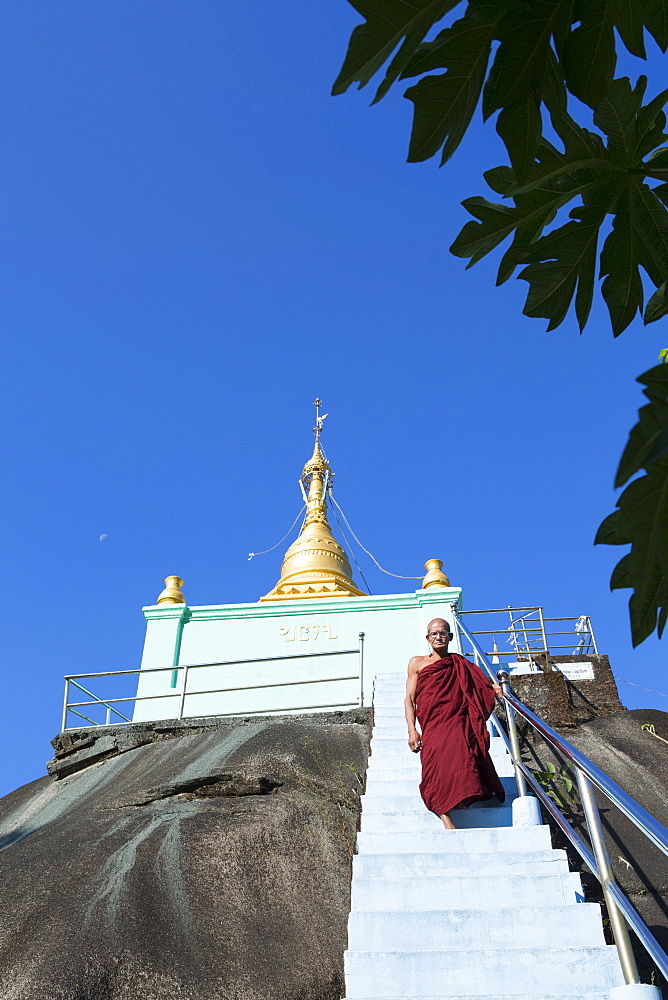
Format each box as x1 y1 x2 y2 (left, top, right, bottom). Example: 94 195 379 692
61 634 365 731
458 606 598 664
451 602 668 992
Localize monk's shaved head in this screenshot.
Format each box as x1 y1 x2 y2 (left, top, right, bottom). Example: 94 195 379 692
427 618 449 632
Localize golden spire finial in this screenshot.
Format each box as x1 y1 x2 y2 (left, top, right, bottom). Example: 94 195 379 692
302 399 331 529
157 575 186 605
422 559 451 590
260 402 365 602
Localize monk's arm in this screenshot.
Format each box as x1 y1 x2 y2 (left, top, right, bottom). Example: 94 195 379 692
405 658 422 753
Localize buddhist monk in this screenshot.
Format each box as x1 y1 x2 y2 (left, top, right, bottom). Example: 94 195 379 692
405 618 505 830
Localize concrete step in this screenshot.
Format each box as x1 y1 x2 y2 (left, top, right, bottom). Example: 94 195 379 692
373 703 502 723
347 903 605 951
360 805 513 832
350 872 583 911
356 824 552 855
360 792 517 814
346 995 611 1000
366 755 514 779
374 674 497 686
369 736 508 753
370 728 510 745
365 759 516 782
352 848 570 880
364 758 513 779
365 764 421 779
344 946 623 997
371 723 509 753
362 776 517 802
369 722 510 739
366 755 512 773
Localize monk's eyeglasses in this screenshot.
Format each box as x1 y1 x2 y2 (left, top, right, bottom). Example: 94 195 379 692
428 631 449 638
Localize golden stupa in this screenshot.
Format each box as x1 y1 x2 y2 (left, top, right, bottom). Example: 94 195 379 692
260 401 366 602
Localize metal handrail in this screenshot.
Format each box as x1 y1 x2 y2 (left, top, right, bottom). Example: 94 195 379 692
504 689 668 860
62 634 366 731
458 607 598 657
451 603 668 989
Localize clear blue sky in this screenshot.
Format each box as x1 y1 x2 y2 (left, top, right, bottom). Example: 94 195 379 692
0 3 665 796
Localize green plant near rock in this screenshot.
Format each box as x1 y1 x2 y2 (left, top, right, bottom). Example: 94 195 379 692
531 760 578 812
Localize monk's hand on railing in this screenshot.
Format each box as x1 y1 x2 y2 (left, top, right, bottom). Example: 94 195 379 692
492 683 502 696
408 730 422 753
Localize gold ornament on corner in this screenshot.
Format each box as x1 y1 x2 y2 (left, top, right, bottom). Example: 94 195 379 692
421 559 451 590
157 576 186 605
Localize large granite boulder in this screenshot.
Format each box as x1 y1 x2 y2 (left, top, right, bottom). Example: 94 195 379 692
524 708 668 991
0 710 371 1000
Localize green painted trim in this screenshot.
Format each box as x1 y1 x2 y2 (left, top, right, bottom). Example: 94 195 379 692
169 606 191 688
142 604 189 621
143 587 463 624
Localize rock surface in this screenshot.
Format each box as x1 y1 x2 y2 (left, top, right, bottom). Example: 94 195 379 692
0 710 371 1000
524 708 668 992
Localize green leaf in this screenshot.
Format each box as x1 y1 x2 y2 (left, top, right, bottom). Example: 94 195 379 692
600 181 668 335
633 87 668 160
449 196 518 265
593 76 647 155
632 181 668 287
482 0 573 116
597 364 668 645
611 0 647 57
518 204 606 330
543 49 568 120
600 461 668 645
646 282 668 323
600 189 645 336
496 95 542 184
332 0 461 98
595 509 621 544
505 112 614 197
644 0 668 52
449 175 573 283
655 182 668 206
659 604 668 636
610 552 633 588
550 789 571 810
563 0 616 108
615 363 668 484
403 4 505 163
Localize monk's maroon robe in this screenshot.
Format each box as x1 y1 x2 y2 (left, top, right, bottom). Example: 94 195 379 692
416 653 505 816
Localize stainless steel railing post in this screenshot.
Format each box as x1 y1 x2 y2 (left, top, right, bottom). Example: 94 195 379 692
177 665 189 720
61 678 70 733
588 616 599 655
538 606 549 658
497 669 528 797
358 632 365 707
575 767 640 985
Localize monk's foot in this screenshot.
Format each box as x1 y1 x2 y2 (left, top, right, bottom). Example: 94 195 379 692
440 813 456 830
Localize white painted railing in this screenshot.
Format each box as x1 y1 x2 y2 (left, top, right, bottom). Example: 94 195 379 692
62 633 365 731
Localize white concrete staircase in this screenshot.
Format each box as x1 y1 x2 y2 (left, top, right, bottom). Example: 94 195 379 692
344 672 626 1000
